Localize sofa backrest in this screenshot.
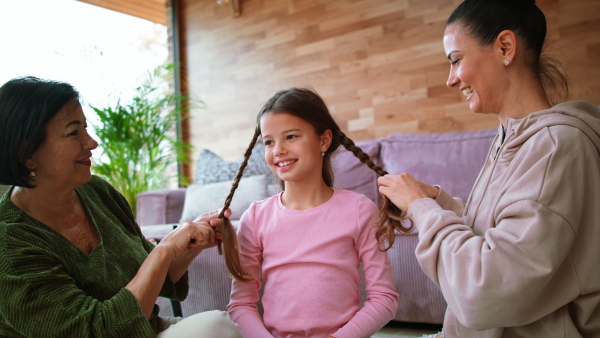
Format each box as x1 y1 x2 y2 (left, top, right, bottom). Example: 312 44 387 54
332 128 498 208
381 129 497 202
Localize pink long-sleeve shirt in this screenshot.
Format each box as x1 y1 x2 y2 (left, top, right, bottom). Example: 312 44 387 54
228 189 398 338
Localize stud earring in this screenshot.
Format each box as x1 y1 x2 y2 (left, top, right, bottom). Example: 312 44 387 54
321 152 325 157
29 171 36 177
504 59 510 66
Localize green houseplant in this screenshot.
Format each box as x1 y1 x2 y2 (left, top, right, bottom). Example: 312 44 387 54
90 64 197 216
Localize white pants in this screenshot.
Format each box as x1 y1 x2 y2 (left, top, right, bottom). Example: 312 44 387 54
157 310 242 338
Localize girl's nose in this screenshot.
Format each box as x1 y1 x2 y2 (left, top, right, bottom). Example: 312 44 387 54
274 143 286 155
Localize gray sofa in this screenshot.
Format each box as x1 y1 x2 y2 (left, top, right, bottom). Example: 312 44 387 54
137 128 498 325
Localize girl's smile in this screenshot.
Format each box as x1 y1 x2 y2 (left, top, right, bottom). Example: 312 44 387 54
275 159 297 170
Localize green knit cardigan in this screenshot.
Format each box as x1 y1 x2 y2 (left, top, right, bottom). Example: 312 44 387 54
0 176 188 337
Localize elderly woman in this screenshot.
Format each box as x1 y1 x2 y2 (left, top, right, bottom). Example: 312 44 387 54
0 76 242 338
378 0 600 337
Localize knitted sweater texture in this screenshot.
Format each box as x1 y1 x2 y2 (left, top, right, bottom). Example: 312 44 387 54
0 176 187 338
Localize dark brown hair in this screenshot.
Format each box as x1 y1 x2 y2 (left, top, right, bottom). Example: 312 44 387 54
0 76 79 187
216 87 409 282
447 0 569 104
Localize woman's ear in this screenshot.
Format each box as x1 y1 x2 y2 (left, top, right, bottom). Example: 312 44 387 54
496 29 517 65
25 157 36 171
320 129 333 152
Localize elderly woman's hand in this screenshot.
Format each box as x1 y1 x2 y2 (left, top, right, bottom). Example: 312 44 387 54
160 208 232 258
158 220 214 258
193 208 231 247
378 173 436 212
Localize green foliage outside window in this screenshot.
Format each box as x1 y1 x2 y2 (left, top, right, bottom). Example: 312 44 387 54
90 64 200 216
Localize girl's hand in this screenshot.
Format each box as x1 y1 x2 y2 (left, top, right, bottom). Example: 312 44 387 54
377 173 433 212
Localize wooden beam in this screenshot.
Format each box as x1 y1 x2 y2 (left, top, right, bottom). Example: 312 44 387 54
76 0 167 25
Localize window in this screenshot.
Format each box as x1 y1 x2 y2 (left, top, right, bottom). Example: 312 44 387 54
0 0 168 117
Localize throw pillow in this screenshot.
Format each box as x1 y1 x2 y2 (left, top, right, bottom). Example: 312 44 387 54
195 143 269 185
180 174 269 222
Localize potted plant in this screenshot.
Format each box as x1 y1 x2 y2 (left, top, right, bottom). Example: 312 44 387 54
90 64 199 216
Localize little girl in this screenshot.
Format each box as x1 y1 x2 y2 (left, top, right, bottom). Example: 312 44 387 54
223 87 399 337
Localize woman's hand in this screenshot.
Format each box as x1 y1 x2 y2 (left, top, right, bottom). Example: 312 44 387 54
157 220 214 259
163 209 232 283
193 208 230 249
126 221 213 318
377 173 437 212
160 208 232 259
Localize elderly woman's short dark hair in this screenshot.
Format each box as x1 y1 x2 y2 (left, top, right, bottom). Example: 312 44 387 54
0 76 79 188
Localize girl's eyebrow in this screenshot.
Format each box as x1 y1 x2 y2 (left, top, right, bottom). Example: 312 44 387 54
263 128 302 138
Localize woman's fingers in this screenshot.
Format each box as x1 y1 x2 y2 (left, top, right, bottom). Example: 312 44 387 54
193 208 232 223
161 220 218 257
165 207 232 255
188 220 216 248
377 173 429 211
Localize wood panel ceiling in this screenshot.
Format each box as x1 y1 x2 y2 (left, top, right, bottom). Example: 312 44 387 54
76 0 167 25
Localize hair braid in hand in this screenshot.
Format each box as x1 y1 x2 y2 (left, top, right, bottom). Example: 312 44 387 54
336 130 413 250
217 126 261 283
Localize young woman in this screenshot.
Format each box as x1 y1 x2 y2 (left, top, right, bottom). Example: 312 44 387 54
224 87 399 337
378 0 600 337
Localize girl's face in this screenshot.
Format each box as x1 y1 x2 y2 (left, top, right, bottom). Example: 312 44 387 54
26 100 98 191
444 24 506 115
260 112 331 186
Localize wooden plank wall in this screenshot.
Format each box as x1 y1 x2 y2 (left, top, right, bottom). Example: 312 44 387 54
178 0 600 176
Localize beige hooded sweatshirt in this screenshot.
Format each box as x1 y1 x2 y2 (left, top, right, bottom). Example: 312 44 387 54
409 101 600 337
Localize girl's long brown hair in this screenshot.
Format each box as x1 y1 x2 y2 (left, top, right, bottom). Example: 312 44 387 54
217 87 411 282
216 126 260 283
334 130 412 250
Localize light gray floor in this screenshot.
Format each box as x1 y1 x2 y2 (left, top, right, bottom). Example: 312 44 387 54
372 322 442 338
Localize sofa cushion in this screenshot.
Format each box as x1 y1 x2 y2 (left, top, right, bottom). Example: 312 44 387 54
331 140 382 205
180 174 269 222
195 144 269 185
380 129 497 202
136 188 187 226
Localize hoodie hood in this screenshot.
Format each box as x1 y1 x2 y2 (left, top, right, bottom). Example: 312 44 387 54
504 100 600 155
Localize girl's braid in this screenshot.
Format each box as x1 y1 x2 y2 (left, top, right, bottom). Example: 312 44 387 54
217 126 261 283
336 130 413 249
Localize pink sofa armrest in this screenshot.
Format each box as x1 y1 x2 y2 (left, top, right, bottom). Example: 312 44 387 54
137 188 187 226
